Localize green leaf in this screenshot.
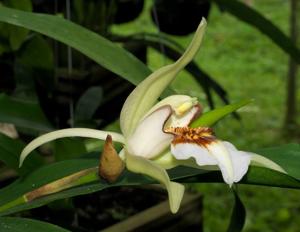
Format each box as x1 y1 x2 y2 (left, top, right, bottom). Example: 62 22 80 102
1 142 300 216
4 0 32 12
0 6 151 85
181 166 300 189
14 35 54 100
0 133 43 176
212 0 300 64
53 138 87 161
256 144 300 180
190 99 253 127
73 0 84 24
0 158 207 216
0 217 70 232
0 22 10 54
0 93 53 134
8 23 28 50
0 159 97 215
246 166 300 188
17 35 54 70
4 0 32 51
227 190 246 232
74 86 103 122
2 143 300 216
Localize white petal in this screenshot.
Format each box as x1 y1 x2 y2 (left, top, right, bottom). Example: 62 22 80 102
204 141 234 185
224 142 286 175
19 128 125 167
223 141 251 183
171 143 217 166
170 140 251 185
172 141 234 184
127 106 173 159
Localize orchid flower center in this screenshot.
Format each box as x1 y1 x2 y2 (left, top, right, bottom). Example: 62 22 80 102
165 127 216 147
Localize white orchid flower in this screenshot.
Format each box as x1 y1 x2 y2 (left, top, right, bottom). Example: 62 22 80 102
19 19 285 213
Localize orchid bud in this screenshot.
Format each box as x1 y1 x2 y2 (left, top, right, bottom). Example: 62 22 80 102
99 135 124 183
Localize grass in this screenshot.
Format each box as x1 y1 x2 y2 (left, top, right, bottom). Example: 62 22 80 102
112 0 300 231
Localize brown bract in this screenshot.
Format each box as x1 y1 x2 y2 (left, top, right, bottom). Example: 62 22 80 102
99 135 125 183
25 167 97 202
165 127 216 147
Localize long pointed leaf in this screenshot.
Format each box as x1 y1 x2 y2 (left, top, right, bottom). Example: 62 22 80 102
227 190 246 232
1 143 300 216
256 144 300 180
0 158 206 216
0 134 43 176
0 6 151 85
0 217 70 232
190 99 253 127
0 94 53 134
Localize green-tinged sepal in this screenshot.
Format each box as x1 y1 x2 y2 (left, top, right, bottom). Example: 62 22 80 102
120 19 207 137
19 128 125 167
251 154 287 174
125 152 185 213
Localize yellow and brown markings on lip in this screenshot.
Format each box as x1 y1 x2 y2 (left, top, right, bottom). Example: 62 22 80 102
165 127 216 147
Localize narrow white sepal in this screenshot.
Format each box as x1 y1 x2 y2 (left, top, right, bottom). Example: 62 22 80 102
19 128 125 167
222 141 251 183
125 152 185 213
120 19 207 137
250 154 287 174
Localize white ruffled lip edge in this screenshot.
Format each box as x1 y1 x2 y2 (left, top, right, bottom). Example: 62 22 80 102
170 140 249 185
170 139 287 185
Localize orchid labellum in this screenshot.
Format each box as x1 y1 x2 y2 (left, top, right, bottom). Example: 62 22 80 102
19 19 285 213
